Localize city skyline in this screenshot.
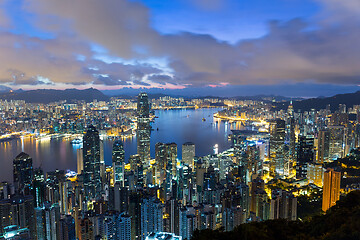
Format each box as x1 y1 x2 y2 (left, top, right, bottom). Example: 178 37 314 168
0 92 359 239
1 0 360 239
0 0 359 97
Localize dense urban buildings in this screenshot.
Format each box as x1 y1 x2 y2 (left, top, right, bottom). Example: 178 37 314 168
0 92 359 240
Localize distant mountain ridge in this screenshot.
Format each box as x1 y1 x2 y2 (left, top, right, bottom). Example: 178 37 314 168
277 91 360 112
0 88 109 103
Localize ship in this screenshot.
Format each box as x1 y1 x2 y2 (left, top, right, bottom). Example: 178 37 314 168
202 118 206 121
71 138 82 144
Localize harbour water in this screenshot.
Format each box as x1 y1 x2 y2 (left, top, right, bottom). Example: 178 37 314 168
0 108 244 181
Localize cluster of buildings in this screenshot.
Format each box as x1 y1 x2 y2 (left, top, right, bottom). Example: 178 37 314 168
0 93 359 240
0 96 226 139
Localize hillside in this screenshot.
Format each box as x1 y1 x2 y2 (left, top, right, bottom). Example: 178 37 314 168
192 190 360 240
0 88 109 103
276 91 360 112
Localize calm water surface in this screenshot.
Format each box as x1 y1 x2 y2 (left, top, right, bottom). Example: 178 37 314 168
0 108 243 181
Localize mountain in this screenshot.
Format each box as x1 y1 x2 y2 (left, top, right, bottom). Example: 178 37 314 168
233 95 303 102
192 190 360 240
0 85 12 92
276 91 360 112
0 88 109 103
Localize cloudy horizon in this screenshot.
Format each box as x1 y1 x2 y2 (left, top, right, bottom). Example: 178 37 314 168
0 0 359 97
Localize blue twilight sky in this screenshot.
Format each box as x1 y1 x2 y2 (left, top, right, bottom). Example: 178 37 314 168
0 0 359 97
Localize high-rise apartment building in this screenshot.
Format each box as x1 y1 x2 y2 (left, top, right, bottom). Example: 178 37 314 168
328 126 345 160
317 130 330 163
322 168 341 212
141 197 163 239
112 140 125 186
270 189 297 221
35 202 61 240
0 195 36 239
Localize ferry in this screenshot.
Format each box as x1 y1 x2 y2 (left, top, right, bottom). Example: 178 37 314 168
71 138 82 144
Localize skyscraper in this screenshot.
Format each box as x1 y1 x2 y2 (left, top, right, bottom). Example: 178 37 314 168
155 143 178 177
112 140 125 186
317 130 330 163
137 93 151 166
83 125 102 200
182 142 195 168
296 135 315 179
141 197 163 238
35 202 61 240
322 168 341 212
77 148 83 175
328 126 345 160
286 102 296 173
270 189 297 221
13 152 33 195
0 195 36 239
269 119 286 177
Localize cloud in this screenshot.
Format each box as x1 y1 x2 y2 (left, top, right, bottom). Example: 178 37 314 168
0 0 357 90
0 33 93 85
0 31 165 87
316 0 360 17
147 74 175 85
24 0 158 58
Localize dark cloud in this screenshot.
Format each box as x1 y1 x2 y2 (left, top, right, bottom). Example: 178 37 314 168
147 74 173 85
93 75 129 86
133 80 151 86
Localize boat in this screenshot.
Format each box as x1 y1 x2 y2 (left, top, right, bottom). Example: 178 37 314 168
202 118 206 121
71 138 82 144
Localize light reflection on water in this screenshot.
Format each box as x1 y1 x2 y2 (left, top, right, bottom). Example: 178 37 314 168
0 108 243 181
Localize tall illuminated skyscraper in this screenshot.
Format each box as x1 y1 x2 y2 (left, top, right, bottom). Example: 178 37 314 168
269 119 286 177
328 126 345 160
83 125 102 200
286 102 296 170
137 92 151 166
322 168 341 212
317 129 330 163
112 140 125 186
13 152 33 195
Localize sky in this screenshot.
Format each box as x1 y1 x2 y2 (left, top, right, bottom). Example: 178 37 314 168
0 0 359 97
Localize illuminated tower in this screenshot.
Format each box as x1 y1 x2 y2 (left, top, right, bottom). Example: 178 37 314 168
83 125 102 200
328 126 345 161
317 129 330 163
286 101 296 173
112 140 125 186
269 119 286 177
322 168 341 212
13 152 33 195
137 92 151 166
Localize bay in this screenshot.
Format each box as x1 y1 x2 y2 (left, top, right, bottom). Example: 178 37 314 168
0 108 243 182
